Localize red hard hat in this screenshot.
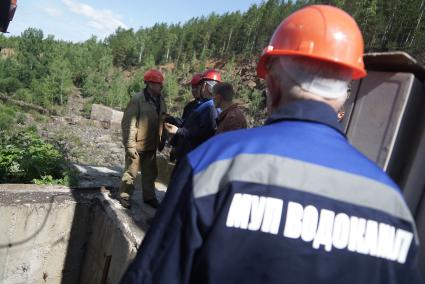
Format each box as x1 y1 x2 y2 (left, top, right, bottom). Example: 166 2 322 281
191 73 203 86
202 69 221 82
144 69 164 84
257 5 366 80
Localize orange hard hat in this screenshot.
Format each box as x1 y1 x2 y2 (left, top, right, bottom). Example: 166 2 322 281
202 69 221 82
257 5 366 80
144 69 164 84
191 73 203 86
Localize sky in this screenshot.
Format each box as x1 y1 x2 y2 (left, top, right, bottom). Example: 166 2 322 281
7 0 264 42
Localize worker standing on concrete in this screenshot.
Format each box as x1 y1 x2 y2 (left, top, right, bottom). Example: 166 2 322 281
213 82 247 134
121 5 423 284
164 69 221 162
118 69 166 209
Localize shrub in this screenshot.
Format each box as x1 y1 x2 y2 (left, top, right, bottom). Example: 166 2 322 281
0 103 17 131
0 77 23 93
0 127 72 184
81 99 93 118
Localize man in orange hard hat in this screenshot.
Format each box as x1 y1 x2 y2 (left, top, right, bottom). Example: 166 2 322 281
121 5 422 284
164 69 220 162
118 69 167 209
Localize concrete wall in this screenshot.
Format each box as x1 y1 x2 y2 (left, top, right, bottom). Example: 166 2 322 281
0 185 150 284
0 186 93 284
80 201 144 283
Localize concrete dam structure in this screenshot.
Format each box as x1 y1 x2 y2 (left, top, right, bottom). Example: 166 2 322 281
0 156 173 284
0 185 149 283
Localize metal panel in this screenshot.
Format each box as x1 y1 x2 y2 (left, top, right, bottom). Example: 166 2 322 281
345 71 425 278
346 72 423 173
402 114 425 212
349 53 425 279
400 110 425 280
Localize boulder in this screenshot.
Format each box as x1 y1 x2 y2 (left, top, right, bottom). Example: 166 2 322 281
90 104 123 129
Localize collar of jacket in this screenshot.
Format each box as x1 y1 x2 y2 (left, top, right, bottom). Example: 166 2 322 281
199 98 212 104
143 88 160 103
218 103 239 122
265 100 345 137
195 98 214 109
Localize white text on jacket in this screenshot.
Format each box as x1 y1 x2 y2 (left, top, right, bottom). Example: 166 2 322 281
225 193 413 264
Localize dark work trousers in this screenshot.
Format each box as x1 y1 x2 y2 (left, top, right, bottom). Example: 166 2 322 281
118 150 157 202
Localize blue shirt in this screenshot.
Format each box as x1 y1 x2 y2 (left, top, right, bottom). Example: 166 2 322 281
174 98 218 161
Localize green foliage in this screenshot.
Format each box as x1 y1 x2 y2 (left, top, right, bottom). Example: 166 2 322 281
0 77 22 93
81 99 94 118
81 51 113 98
14 88 33 103
1 0 425 185
143 54 156 69
45 57 74 105
1 0 425 122
127 69 145 96
247 89 266 122
0 127 71 184
32 174 70 185
106 27 140 68
162 70 185 116
0 103 18 131
93 73 130 109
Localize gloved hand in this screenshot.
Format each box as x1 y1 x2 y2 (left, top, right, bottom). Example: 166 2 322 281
126 147 139 159
164 122 179 135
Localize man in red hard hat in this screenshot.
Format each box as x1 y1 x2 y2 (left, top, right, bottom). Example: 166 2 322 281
183 73 203 121
118 69 167 209
121 5 422 284
164 68 220 162
168 73 204 162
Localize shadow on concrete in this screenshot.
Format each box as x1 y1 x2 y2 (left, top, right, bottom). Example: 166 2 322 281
60 185 150 283
59 154 175 283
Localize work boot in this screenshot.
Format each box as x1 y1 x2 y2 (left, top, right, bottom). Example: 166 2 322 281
118 193 132 209
145 198 160 209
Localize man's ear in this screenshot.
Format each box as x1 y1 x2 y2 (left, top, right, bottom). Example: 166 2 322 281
266 73 281 110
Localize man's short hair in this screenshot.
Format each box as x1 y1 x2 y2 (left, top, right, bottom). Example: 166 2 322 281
213 82 235 102
270 57 351 99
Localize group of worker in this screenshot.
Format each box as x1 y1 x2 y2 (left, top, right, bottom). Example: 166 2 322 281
165 69 247 163
117 68 247 209
118 4 422 284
